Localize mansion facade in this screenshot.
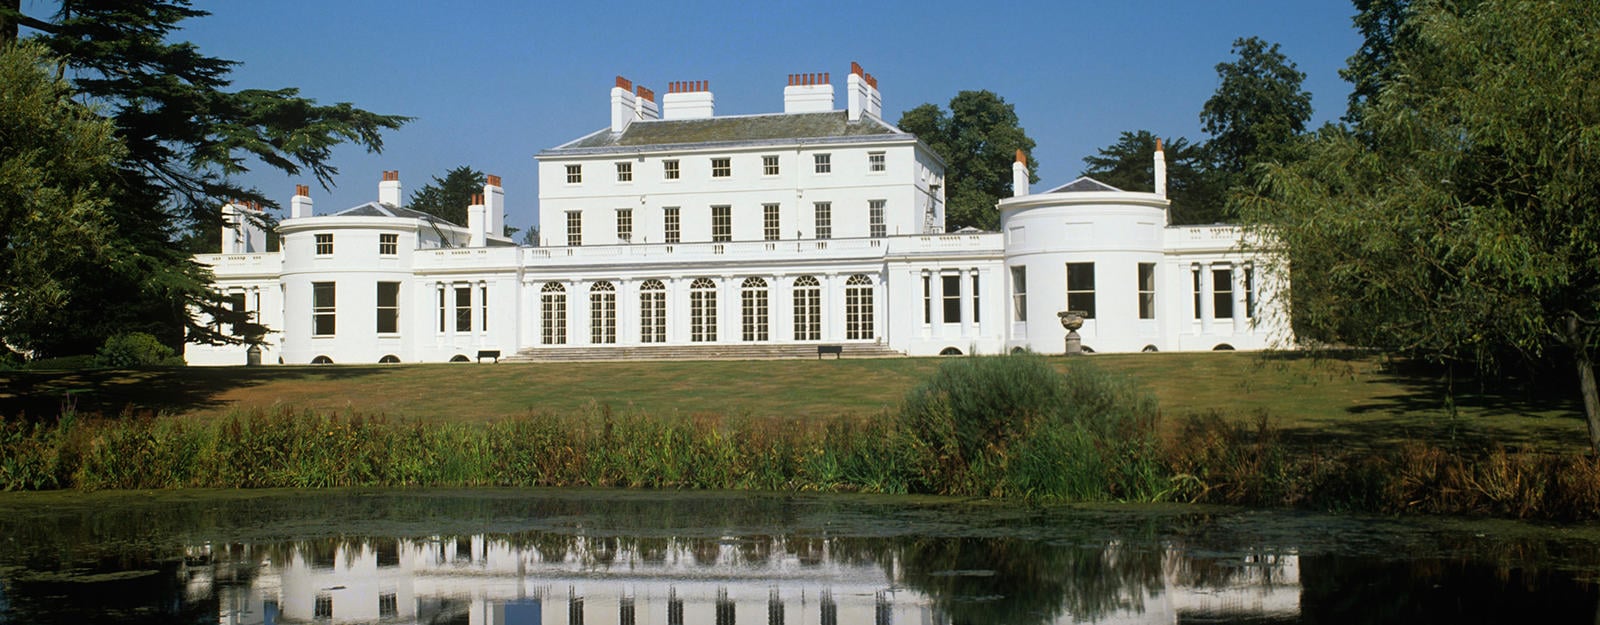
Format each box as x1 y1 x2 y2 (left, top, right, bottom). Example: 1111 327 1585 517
186 64 1287 366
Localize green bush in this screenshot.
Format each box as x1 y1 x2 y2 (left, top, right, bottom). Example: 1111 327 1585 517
1010 361 1166 501
94 332 183 368
896 353 1166 500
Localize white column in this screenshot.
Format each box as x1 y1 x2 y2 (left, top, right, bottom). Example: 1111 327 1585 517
919 269 932 338
436 283 447 340
1232 262 1249 332
569 280 582 345
1198 264 1214 334
775 274 791 343
958 269 973 337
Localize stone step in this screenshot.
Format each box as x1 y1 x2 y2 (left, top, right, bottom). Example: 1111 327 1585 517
502 342 904 362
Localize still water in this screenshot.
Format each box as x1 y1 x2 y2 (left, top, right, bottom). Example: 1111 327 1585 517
0 489 1596 624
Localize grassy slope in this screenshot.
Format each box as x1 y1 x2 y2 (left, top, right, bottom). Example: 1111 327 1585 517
0 352 1584 452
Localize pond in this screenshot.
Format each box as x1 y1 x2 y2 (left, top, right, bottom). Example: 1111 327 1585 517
0 489 1596 624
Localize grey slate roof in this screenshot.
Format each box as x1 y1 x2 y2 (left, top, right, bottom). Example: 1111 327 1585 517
1044 177 1124 193
544 111 907 154
334 202 461 227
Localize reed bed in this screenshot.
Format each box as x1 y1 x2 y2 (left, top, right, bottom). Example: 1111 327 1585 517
3 355 1598 521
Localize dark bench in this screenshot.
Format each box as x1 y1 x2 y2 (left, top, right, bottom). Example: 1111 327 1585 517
817 345 843 360
476 350 501 363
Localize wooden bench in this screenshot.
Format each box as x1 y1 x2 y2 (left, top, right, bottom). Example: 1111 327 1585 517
476 350 501 363
817 345 843 360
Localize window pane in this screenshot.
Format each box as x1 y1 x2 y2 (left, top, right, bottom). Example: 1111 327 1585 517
942 275 961 323
1066 263 1096 319
1213 269 1234 319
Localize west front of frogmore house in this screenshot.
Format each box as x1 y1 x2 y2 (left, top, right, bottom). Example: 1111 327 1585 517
187 64 1287 366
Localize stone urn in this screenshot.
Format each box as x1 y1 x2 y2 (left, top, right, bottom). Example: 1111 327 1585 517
1057 310 1086 356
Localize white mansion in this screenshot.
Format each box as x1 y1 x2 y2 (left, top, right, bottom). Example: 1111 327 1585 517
186 64 1287 366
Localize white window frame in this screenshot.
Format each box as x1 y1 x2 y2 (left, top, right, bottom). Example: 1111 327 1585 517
1066 262 1096 319
711 205 732 242
566 211 582 247
376 281 399 334
616 208 633 243
793 275 821 341
763 204 780 241
741 277 769 342
1138 263 1157 320
312 281 336 336
664 207 680 243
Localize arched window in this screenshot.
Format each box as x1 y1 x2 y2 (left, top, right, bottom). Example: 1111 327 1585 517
540 282 567 345
741 277 769 342
590 281 616 344
690 278 717 342
845 274 874 340
792 275 821 341
639 279 666 343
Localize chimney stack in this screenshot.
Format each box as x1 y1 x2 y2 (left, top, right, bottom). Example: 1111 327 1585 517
1153 138 1168 200
635 85 659 122
784 71 834 113
379 170 402 207
484 174 505 238
291 184 313 219
221 199 268 253
468 193 487 248
611 76 639 133
1012 150 1030 198
662 80 714 120
846 62 882 121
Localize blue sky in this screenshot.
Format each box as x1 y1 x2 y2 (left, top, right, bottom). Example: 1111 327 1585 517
164 0 1363 234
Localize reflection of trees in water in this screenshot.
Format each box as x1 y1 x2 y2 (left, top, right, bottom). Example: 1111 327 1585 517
890 537 1166 625
690 537 721 566
1298 553 1600 625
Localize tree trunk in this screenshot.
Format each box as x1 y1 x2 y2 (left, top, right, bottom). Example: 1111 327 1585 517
1571 316 1600 456
0 0 20 44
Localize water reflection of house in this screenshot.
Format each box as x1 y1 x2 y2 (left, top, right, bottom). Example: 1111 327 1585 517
198 535 1301 624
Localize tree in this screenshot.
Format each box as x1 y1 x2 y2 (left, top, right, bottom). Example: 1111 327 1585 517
1200 37 1313 194
0 41 125 356
408 166 484 226
897 91 1038 231
1239 0 1600 453
0 1 407 356
1080 131 1226 224
1340 0 1415 127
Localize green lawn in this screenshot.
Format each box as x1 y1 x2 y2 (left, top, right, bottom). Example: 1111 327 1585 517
0 352 1586 452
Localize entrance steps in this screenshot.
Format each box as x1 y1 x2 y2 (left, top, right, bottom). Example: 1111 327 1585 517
503 342 904 362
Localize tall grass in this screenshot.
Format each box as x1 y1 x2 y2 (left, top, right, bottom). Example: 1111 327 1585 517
4 353 1598 521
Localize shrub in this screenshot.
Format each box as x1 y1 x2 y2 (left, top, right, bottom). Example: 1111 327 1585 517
899 352 1068 495
94 332 183 368
897 353 1166 500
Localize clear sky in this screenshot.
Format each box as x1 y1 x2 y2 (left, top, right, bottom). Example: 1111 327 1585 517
163 0 1364 235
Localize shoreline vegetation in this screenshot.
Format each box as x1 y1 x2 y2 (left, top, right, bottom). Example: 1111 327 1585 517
2 354 1597 521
